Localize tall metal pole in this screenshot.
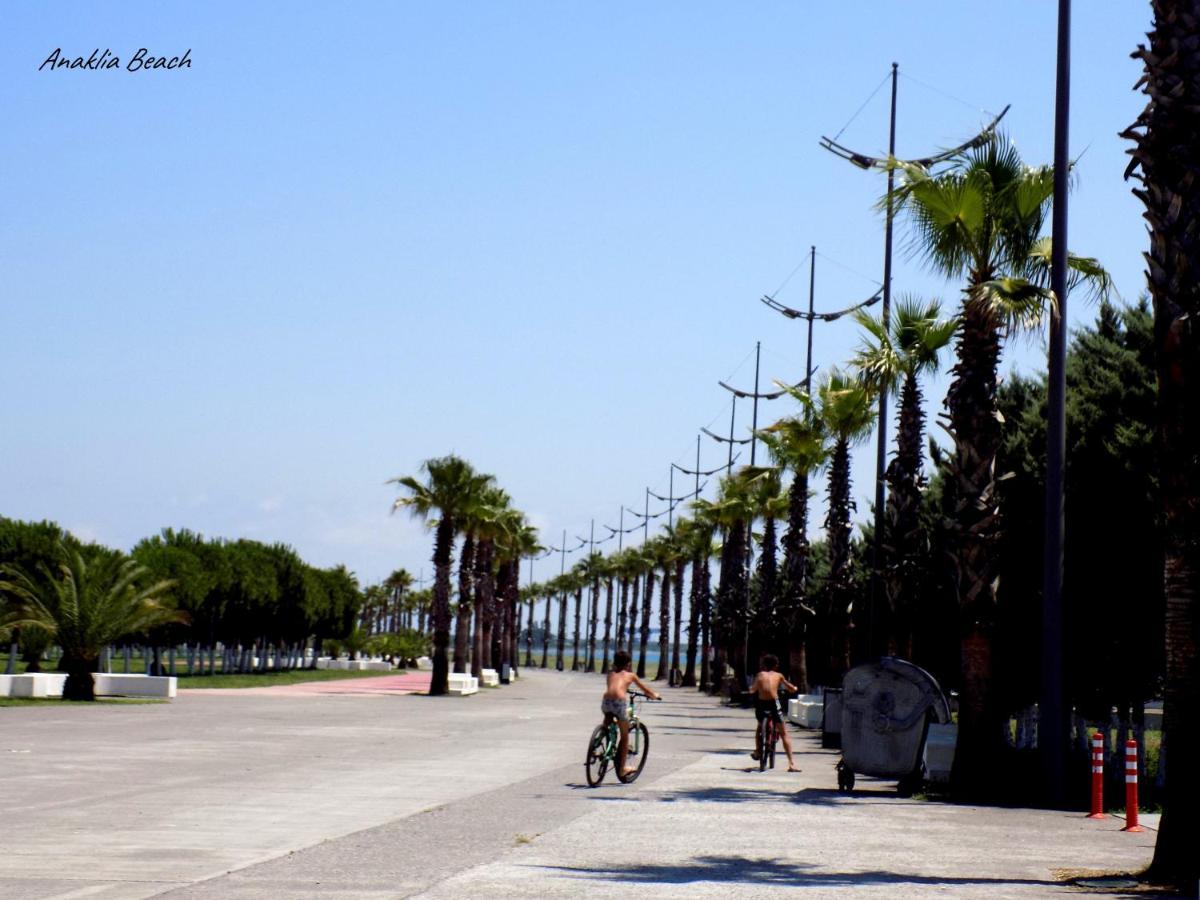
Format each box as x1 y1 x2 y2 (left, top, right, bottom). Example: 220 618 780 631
727 398 736 473
669 467 676 530
1042 0 1071 806
806 246 816 398
695 436 701 497
750 341 761 466
618 506 624 552
869 62 899 659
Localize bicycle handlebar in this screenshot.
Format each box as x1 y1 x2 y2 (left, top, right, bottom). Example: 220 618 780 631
628 690 662 701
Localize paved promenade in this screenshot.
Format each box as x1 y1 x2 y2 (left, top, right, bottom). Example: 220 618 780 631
0 669 1159 899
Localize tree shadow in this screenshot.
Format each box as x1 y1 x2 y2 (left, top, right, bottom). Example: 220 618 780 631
527 855 1070 891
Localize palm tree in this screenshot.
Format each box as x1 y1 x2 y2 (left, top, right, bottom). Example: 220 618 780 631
741 467 787 671
470 488 510 677
0 545 184 700
635 544 657 678
554 573 570 671
708 472 756 687
599 555 617 673
852 298 957 658
890 136 1109 793
651 535 678 682
580 551 603 673
677 512 714 688
454 527 477 674
760 403 828 691
499 514 539 674
390 456 494 695
1125 9 1200 882
817 371 877 682
569 568 586 671
384 569 413 631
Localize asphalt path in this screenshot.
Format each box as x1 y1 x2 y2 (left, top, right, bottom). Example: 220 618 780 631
0 669 1160 899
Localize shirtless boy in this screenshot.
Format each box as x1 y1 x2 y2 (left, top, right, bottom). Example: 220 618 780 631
748 653 800 772
602 649 661 779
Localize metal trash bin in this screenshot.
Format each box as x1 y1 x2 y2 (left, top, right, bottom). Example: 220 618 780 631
836 657 951 794
822 688 843 749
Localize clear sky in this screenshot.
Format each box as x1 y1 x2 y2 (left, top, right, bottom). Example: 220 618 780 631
1 2 1154 588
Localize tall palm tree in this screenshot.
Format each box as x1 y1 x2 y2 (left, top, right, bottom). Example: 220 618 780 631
651 535 678 682
540 578 553 668
760 403 828 691
390 456 494 695
852 299 957 658
500 515 539 674
634 544 657 678
454 524 477 674
569 564 586 671
580 551 603 673
678 512 714 688
599 554 617 673
890 136 1109 793
709 472 756 687
817 371 877 683
742 467 787 671
1125 9 1200 882
0 545 184 701
554 573 571 671
614 548 636 650
384 569 413 632
470 488 511 677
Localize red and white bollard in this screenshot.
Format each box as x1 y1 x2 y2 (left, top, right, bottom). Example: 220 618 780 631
1121 739 1143 833
1087 732 1106 819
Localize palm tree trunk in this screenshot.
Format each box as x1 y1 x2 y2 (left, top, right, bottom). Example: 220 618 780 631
473 539 493 677
454 534 475 674
556 591 568 671
754 515 778 671
585 577 598 672
699 555 713 692
627 575 640 653
428 517 456 695
524 597 535 667
945 281 1006 797
61 652 98 701
824 438 855 683
1125 9 1200 880
600 576 614 673
781 470 811 691
617 575 630 649
541 592 551 668
654 565 670 681
682 553 702 687
571 585 584 671
886 373 927 659
670 557 685 680
638 568 654 678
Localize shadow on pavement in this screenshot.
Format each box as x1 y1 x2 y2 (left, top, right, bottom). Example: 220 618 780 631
526 856 1065 890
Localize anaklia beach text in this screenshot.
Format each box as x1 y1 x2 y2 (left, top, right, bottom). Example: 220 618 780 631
40 48 192 72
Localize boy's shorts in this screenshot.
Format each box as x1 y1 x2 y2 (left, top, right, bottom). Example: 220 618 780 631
601 697 629 722
754 697 784 724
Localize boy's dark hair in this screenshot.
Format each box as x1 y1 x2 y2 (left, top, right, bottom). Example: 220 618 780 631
760 653 779 672
612 649 632 671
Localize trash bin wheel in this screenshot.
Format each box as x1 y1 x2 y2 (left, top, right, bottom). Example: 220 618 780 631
836 761 854 793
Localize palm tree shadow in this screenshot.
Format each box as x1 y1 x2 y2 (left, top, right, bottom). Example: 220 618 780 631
527 855 1069 890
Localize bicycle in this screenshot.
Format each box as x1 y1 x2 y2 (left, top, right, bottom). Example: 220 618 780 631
585 689 656 787
756 710 779 772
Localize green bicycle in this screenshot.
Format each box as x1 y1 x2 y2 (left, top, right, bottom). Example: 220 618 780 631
585 690 655 786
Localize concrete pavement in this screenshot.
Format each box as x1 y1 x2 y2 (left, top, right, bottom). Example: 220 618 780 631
0 669 1161 899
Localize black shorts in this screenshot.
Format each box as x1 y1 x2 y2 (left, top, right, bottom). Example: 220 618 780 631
754 697 784 724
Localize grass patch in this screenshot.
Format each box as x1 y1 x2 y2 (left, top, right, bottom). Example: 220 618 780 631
177 668 405 689
0 697 164 707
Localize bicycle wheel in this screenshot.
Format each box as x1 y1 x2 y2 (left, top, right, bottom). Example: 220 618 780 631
585 724 610 787
618 722 650 783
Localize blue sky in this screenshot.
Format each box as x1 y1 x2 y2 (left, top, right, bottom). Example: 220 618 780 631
1 2 1153 588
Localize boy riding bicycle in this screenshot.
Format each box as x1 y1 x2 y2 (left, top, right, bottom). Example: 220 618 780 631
748 653 800 772
602 649 661 779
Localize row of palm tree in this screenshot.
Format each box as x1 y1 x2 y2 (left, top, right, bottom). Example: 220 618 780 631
390 456 541 695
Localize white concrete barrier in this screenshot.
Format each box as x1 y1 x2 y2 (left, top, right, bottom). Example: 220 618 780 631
347 660 369 671
786 694 825 729
92 674 177 699
924 723 957 783
480 669 500 687
447 673 478 696
364 661 392 672
314 657 334 670
9 674 67 698
416 656 433 671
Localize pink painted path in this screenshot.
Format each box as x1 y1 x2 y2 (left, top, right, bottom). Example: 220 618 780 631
190 672 433 697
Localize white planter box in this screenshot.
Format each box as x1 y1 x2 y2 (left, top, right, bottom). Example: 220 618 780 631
364 661 392 671
10 674 67 698
924 723 957 783
480 669 500 687
446 673 478 696
787 694 825 729
92 674 176 699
